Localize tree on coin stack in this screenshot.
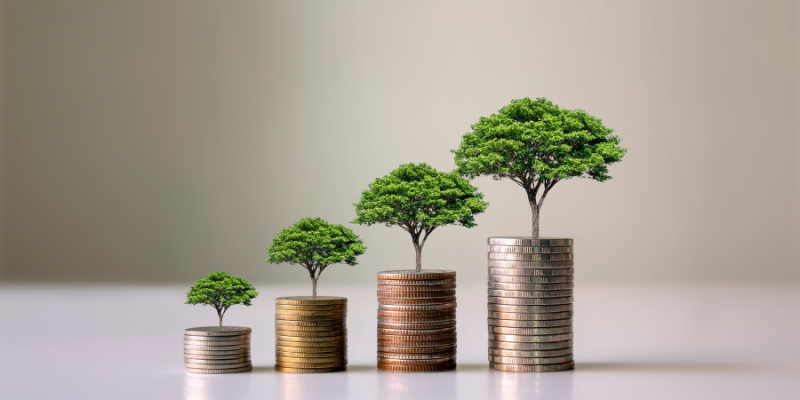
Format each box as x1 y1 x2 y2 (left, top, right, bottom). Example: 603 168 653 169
353 163 488 372
266 217 366 373
184 272 258 374
453 98 627 372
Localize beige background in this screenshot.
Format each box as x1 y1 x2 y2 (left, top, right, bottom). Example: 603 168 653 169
1 0 798 285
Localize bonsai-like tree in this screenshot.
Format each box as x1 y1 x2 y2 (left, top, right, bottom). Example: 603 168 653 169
353 163 488 271
452 97 627 237
185 271 259 327
266 217 366 298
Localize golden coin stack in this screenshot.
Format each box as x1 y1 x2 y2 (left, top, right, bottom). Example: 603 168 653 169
487 237 575 372
184 326 253 374
377 270 457 372
275 296 347 373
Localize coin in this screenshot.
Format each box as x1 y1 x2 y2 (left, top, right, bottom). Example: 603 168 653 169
488 289 573 298
488 296 572 306
276 296 347 305
275 340 346 348
489 326 572 335
377 270 457 280
378 321 456 330
489 339 573 350
276 304 346 310
488 333 573 343
377 284 457 291
184 349 250 356
276 319 347 327
379 297 457 305
488 237 573 246
378 310 455 318
488 318 572 328
276 335 345 342
489 274 573 283
488 245 573 254
275 329 346 337
489 361 574 372
276 309 347 316
378 278 456 286
184 326 252 337
184 338 250 346
377 357 456 365
488 311 573 320
489 261 574 270
379 316 456 323
488 282 574 291
377 344 457 354
185 361 252 369
275 366 346 373
275 361 346 368
275 356 345 364
184 357 251 364
488 303 573 313
378 333 456 342
274 324 346 332
489 253 573 262
378 327 456 336
377 363 455 372
186 366 253 374
378 339 455 347
275 314 346 321
488 348 572 357
488 355 573 364
276 351 346 358
489 267 573 277
183 333 250 341
184 353 251 360
379 303 457 311
276 345 345 353
183 344 250 351
378 351 456 360
377 290 456 298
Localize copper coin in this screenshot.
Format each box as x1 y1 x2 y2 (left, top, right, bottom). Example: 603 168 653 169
378 333 455 342
379 303 456 311
377 358 456 366
378 321 456 330
377 363 455 372
378 351 456 360
378 278 456 286
377 270 456 280
378 339 455 347
378 310 455 318
378 290 456 299
378 344 457 354
377 284 457 291
379 316 455 323
379 297 457 305
377 327 456 336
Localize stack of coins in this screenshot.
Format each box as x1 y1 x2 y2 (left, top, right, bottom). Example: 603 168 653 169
377 270 457 372
487 237 575 372
275 296 347 373
184 326 253 373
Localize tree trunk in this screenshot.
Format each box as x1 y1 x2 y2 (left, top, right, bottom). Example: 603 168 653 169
414 243 422 272
530 202 540 238
312 277 317 299
218 310 223 327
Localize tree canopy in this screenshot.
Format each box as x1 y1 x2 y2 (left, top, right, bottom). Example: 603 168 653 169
185 271 258 327
452 97 626 237
352 162 488 271
266 217 366 298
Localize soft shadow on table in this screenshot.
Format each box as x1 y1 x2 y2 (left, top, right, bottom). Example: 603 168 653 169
251 366 274 373
578 362 756 372
346 365 377 372
456 363 488 371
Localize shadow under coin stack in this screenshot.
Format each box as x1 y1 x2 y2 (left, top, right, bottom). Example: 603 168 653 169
275 296 347 373
487 237 575 372
184 326 253 373
377 270 457 372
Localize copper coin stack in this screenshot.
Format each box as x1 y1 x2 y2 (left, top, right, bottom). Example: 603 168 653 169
184 326 253 373
275 296 347 373
377 270 457 372
487 237 575 372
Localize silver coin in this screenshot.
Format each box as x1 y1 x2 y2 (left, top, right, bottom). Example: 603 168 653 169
183 333 250 340
379 303 457 311
488 311 573 320
184 357 251 364
488 303 573 313
184 338 250 346
489 253 572 262
186 366 253 374
489 326 572 335
488 333 573 343
490 267 573 276
489 339 573 350
185 361 252 369
488 289 573 298
184 344 250 351
488 245 573 254
488 282 574 291
489 274 573 283
488 296 572 306
184 326 252 337
488 237 573 246
490 361 575 372
488 355 574 365
489 260 574 269
488 318 572 328
488 348 572 358
184 353 251 360
184 349 250 356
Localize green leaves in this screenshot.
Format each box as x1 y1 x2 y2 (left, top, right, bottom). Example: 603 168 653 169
266 217 366 270
452 97 627 183
185 271 258 308
352 163 488 232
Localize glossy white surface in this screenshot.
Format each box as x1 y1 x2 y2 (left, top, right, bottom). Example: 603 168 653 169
1 283 798 399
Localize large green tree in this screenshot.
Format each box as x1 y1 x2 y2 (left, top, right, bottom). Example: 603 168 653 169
353 163 488 271
266 217 366 298
185 271 259 327
452 97 627 237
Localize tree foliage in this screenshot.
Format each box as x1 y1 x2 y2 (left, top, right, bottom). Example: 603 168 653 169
185 271 258 327
266 217 366 298
452 97 627 237
352 163 488 271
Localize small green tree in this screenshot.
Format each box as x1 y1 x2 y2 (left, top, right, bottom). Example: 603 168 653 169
353 163 488 272
452 97 627 237
266 217 366 298
185 271 258 327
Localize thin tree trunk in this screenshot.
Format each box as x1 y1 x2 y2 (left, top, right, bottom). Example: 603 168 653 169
414 243 422 272
217 309 223 327
530 202 540 238
312 277 317 299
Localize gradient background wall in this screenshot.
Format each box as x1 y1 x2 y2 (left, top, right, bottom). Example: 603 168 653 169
1 0 798 286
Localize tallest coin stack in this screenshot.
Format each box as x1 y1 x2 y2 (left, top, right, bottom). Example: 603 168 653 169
487 237 575 372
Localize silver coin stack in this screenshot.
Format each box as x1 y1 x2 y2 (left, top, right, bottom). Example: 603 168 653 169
487 237 575 372
184 326 253 373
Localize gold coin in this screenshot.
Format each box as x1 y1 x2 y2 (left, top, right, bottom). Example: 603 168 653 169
489 361 574 372
378 290 456 299
275 356 346 364
275 351 346 358
186 366 252 374
274 324 346 332
488 332 573 343
488 348 572 358
275 361 346 368
488 296 572 306
378 321 456 330
378 310 455 318
276 340 346 348
489 339 572 350
275 309 347 316
276 296 347 305
378 351 456 360
276 319 346 327
275 314 347 321
377 284 457 291
489 274 573 283
487 289 573 298
377 362 455 372
276 304 346 311
275 366 346 373
487 237 573 246
489 326 572 335
379 316 456 324
275 329 346 337
276 345 345 353
378 344 457 354
378 278 456 286
488 318 572 328
377 327 456 336
276 335 345 342
377 270 456 280
379 297 457 305
487 303 573 313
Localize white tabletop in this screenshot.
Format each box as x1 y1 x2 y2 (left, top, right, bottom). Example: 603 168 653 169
1 283 798 399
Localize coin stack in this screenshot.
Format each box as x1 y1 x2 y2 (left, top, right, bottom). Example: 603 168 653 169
377 270 457 372
184 326 253 373
275 296 347 373
487 237 575 372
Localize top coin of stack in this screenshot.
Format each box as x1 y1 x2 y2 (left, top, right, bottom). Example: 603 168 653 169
487 237 575 372
275 296 347 373
184 326 253 373
377 270 457 372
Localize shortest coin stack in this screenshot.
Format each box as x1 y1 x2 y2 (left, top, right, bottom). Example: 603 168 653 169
377 270 457 372
275 296 347 373
184 326 253 373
